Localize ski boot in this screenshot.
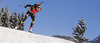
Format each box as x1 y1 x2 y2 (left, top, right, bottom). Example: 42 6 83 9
15 25 19 29
29 27 32 33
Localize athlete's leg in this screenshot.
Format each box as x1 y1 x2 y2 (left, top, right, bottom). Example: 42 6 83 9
29 13 35 32
20 12 30 24
15 11 30 29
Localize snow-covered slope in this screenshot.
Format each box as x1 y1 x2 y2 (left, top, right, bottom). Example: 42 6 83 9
0 27 75 43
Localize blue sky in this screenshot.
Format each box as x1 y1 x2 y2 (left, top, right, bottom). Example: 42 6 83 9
0 0 100 40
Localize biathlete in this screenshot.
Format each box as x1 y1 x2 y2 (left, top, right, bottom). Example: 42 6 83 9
16 4 42 33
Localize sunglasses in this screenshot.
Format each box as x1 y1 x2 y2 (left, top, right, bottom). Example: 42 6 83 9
37 6 41 8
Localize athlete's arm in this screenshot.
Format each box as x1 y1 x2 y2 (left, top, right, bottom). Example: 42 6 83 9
24 4 32 8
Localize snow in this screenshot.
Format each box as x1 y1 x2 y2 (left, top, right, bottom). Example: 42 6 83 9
0 27 75 43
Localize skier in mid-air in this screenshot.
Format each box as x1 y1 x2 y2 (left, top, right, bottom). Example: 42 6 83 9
15 2 43 33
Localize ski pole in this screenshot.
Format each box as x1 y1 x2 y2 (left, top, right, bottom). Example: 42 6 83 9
39 1 44 5
17 4 24 7
17 4 29 10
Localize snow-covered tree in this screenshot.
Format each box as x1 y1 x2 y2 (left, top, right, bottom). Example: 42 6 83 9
72 18 88 43
0 8 2 26
0 7 24 30
1 8 5 26
9 12 14 28
14 12 18 28
0 7 10 27
0 7 21 29
9 12 18 28
4 6 10 27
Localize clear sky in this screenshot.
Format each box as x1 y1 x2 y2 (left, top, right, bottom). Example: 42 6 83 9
0 0 100 40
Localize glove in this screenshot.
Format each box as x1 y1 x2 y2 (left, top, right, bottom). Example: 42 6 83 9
24 6 27 8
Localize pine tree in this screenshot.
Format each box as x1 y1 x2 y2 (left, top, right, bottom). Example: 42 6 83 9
0 7 24 30
4 6 10 27
0 8 5 26
1 7 6 27
13 12 18 28
9 12 18 28
72 18 88 43
9 12 14 28
1 7 4 12
0 8 3 26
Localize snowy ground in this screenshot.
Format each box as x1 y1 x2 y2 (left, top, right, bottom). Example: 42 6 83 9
0 27 75 43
